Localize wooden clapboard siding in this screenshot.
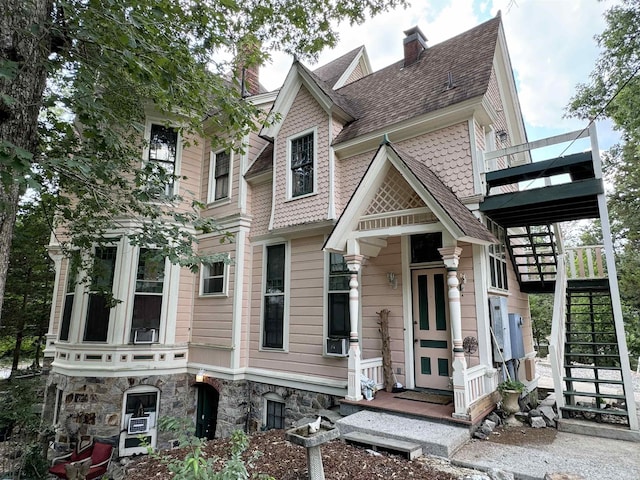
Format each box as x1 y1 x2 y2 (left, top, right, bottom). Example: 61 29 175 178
189 344 232 368
458 242 480 366
239 237 253 368
174 266 196 343
360 237 404 371
191 236 237 347
506 244 533 354
176 133 203 213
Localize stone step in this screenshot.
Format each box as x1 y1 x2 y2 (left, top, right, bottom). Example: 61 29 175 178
336 410 470 458
342 431 423 460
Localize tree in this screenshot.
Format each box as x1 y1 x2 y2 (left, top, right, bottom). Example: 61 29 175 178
0 0 406 323
2 195 55 374
529 293 552 354
568 0 640 359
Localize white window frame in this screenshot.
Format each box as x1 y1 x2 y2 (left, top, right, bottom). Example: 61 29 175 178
129 248 168 344
260 242 290 351
326 252 351 339
82 244 120 343
487 218 509 291
287 127 317 199
119 386 160 456
142 118 182 197
200 256 229 297
208 149 233 204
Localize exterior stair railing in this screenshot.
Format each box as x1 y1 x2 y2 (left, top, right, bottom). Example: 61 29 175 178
549 254 567 414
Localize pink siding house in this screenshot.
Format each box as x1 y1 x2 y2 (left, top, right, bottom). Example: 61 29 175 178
42 13 637 456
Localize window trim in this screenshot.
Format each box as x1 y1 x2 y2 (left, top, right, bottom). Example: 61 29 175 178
260 242 289 351
130 248 168 344
119 386 160 456
287 127 317 200
199 256 229 297
142 118 182 197
207 149 233 204
487 218 508 291
82 244 119 343
326 252 351 340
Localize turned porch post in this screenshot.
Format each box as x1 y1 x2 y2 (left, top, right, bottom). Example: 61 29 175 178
344 253 364 401
438 246 468 418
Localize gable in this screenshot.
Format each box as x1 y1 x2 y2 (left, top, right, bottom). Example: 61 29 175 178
364 166 426 215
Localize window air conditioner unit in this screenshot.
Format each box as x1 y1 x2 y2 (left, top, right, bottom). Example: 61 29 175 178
133 329 157 344
127 416 150 434
326 338 348 357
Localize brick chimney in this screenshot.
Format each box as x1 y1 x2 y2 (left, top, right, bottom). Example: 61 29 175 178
403 26 428 67
236 36 262 97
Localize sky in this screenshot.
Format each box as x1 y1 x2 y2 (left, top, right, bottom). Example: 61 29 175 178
259 0 619 155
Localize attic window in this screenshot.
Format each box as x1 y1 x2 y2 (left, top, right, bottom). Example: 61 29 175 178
289 130 316 198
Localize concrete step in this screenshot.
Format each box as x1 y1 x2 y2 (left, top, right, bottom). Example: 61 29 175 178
558 418 640 442
342 431 423 459
336 410 470 458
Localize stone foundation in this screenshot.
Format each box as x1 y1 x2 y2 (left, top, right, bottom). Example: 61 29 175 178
43 370 341 453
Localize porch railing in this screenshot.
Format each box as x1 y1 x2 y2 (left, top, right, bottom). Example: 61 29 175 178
456 364 488 413
565 245 606 279
361 357 384 390
549 254 567 413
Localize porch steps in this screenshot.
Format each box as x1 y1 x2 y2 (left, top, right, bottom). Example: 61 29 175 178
336 410 470 458
341 431 423 460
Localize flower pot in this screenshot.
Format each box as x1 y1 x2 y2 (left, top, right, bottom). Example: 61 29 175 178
501 389 522 426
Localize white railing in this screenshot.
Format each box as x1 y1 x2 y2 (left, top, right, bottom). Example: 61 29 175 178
361 357 384 390
549 254 567 414
565 245 606 279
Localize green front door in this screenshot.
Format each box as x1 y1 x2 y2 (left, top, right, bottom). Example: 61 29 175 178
412 268 451 390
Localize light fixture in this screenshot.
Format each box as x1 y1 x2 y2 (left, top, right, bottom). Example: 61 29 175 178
458 272 467 292
387 272 397 290
195 369 205 383
496 130 508 142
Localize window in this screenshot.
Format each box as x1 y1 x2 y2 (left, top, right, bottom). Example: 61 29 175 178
290 132 314 197
131 249 165 342
410 233 443 264
120 387 160 455
59 262 77 341
209 150 231 202
487 219 508 290
265 399 285 430
263 244 285 349
201 260 226 295
148 123 178 196
328 253 350 338
84 246 117 342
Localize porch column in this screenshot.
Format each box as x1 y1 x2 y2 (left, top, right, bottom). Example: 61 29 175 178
438 246 468 418
344 254 365 401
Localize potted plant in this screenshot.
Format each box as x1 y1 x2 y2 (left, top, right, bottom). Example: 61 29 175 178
497 379 526 425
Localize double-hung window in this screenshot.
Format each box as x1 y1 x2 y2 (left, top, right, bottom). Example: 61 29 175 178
263 244 286 349
328 253 350 338
290 131 314 197
487 219 508 290
201 260 226 295
59 262 77 341
148 123 178 196
209 150 231 202
84 246 117 342
131 249 165 343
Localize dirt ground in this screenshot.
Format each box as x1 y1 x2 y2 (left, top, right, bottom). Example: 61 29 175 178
486 423 557 446
123 429 469 480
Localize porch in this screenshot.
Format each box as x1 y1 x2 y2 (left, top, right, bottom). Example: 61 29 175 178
351 357 496 425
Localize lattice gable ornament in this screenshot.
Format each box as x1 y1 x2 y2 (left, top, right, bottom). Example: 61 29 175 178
364 166 426 215
359 166 437 231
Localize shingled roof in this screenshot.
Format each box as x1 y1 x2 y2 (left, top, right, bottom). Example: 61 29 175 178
313 46 363 88
245 142 273 180
388 143 497 244
333 15 501 144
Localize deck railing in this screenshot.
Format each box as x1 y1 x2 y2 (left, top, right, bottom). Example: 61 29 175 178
549 254 567 413
565 245 606 279
458 364 488 411
360 357 384 390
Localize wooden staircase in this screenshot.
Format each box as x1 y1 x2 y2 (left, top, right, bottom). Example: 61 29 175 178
480 125 639 434
561 279 630 424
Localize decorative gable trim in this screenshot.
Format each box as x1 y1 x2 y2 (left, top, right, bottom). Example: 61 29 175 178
324 141 496 254
332 46 372 89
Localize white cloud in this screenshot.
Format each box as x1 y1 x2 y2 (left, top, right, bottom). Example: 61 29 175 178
259 0 619 147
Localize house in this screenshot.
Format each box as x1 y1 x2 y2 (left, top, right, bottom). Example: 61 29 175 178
41 13 638 457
